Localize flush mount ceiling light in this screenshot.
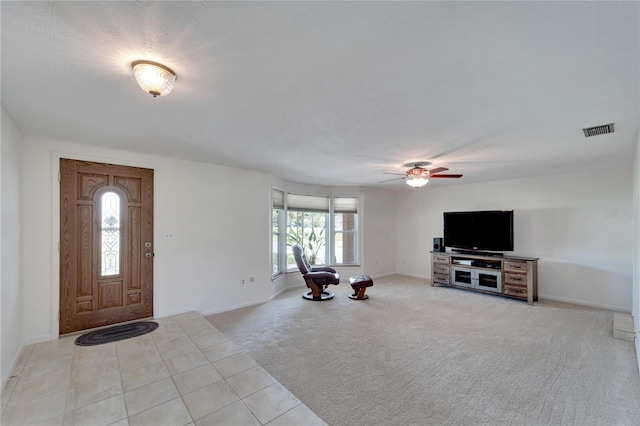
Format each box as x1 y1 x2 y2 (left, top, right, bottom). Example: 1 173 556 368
131 60 177 97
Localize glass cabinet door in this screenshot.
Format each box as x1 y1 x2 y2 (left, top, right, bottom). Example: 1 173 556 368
476 270 502 293
452 267 473 288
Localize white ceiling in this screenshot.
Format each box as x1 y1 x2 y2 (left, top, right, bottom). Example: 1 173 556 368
2 1 638 188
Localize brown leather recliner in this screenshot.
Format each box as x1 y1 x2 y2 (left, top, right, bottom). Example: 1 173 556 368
292 244 339 300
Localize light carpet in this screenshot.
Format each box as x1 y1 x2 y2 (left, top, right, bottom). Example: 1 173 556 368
207 275 640 425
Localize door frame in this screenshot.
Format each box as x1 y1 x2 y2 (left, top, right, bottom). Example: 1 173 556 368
50 152 157 339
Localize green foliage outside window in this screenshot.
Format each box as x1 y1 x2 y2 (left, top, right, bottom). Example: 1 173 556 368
286 211 326 265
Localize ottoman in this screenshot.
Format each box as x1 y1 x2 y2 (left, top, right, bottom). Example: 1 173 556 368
348 275 373 300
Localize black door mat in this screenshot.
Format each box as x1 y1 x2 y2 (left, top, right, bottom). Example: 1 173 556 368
74 321 159 346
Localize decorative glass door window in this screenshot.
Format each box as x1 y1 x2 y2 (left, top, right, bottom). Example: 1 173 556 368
101 192 121 276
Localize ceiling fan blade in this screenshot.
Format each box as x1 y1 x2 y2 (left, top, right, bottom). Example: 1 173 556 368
427 167 449 175
382 172 407 176
378 177 406 183
430 174 463 178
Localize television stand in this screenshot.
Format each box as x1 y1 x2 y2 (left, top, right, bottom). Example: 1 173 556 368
431 252 538 305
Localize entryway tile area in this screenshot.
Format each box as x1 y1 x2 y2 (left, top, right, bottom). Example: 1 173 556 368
1 312 327 426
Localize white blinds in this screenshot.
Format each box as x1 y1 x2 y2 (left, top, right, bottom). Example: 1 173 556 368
287 194 329 212
333 197 358 213
272 189 284 209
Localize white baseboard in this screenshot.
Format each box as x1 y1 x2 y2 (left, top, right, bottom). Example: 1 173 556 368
25 334 52 345
636 333 640 377
284 283 306 291
200 298 270 316
269 287 290 300
538 294 631 313
370 272 397 280
155 306 204 319
394 272 430 281
1 341 28 391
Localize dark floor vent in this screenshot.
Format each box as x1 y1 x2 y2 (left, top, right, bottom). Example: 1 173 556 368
583 123 614 137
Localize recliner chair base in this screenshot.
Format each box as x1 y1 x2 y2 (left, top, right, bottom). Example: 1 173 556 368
303 290 335 301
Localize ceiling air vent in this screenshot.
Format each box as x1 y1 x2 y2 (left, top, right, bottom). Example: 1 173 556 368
583 123 614 137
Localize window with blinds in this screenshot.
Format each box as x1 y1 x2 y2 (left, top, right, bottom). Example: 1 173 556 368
271 191 360 272
333 197 358 265
286 195 329 268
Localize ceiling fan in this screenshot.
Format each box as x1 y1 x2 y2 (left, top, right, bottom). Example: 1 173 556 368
379 162 463 188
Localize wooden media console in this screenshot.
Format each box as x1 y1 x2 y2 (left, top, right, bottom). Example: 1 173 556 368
431 252 538 305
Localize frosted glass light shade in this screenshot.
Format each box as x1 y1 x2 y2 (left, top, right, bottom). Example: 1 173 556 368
406 175 428 188
131 60 177 97
405 166 429 188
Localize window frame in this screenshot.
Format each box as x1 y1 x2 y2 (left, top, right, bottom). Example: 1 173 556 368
331 197 358 266
285 195 330 270
271 189 285 279
279 193 359 272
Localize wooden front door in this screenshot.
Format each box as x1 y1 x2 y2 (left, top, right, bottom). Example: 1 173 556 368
59 159 154 334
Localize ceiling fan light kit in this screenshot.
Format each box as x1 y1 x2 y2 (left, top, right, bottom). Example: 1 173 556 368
406 176 429 188
405 167 430 188
380 163 463 188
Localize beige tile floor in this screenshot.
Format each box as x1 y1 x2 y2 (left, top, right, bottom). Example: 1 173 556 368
1 312 327 426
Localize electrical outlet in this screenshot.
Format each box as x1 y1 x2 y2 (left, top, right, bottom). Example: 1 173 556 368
242 279 245 285
163 233 173 240
250 277 254 282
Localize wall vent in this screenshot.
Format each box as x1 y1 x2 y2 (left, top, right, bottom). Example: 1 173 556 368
583 123 614 137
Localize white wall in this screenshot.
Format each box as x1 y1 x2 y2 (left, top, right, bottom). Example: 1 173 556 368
395 170 634 311
362 187 397 278
634 0 640 376
23 137 274 342
634 132 640 372
1 107 26 387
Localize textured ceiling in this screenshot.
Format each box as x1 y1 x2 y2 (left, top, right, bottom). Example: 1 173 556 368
1 1 638 188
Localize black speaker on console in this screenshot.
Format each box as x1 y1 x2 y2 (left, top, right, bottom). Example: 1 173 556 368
433 237 444 252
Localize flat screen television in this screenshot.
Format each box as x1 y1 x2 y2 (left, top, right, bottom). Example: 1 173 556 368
443 210 514 252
